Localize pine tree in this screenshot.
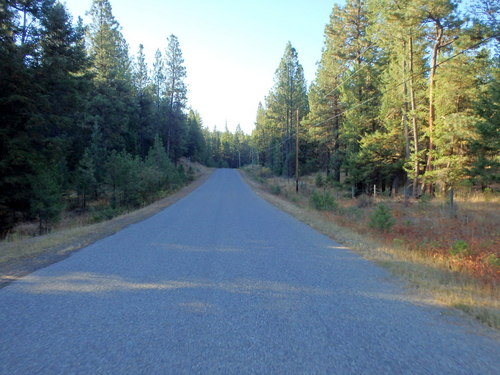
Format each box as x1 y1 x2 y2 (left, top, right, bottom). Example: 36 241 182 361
185 110 206 162
266 42 308 177
86 0 135 152
75 148 96 209
30 163 66 235
133 44 154 158
469 62 499 188
368 0 428 196
163 34 188 160
414 0 461 194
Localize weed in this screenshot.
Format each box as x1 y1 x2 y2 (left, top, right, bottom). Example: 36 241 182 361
393 238 405 248
310 191 338 211
418 194 432 210
369 204 396 232
483 253 500 267
449 240 473 257
356 194 373 208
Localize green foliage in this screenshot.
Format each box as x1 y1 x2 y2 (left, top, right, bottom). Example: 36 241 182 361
1 0 499 238
315 174 325 188
89 205 122 223
449 240 473 257
483 253 500 267
345 206 363 220
75 148 97 208
310 191 338 211
30 166 66 235
369 204 396 232
253 42 308 177
270 185 281 195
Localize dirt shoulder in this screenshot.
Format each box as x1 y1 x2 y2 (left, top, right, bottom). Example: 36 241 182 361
0 169 214 288
240 169 500 331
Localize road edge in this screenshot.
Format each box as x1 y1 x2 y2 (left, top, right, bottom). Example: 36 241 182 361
0 169 214 288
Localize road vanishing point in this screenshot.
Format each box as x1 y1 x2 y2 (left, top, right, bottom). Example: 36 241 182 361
0 169 498 374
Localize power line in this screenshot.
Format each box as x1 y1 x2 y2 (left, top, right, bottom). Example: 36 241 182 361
311 34 498 127
260 33 497 155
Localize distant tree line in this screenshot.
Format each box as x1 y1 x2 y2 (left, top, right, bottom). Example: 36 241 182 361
0 0 251 236
252 0 499 197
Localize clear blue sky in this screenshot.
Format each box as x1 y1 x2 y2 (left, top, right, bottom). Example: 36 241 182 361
63 0 342 133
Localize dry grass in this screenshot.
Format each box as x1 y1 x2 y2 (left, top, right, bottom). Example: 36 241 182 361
241 166 500 330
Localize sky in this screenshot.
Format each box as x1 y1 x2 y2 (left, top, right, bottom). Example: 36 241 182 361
62 0 341 134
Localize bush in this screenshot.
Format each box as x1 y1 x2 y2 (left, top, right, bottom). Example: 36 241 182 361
483 253 500 267
369 204 396 232
258 167 273 178
345 206 362 220
89 205 121 223
449 240 473 257
310 191 338 211
270 185 281 195
315 174 325 188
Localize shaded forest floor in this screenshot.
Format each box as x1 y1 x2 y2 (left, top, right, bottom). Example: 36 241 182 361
241 166 500 330
0 163 213 288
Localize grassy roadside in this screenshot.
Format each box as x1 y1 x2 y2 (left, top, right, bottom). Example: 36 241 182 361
240 167 500 330
0 166 213 287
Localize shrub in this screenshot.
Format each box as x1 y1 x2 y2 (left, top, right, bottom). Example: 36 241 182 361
258 167 273 178
310 191 338 211
315 174 325 188
393 238 405 248
369 204 396 232
187 166 195 181
483 253 500 267
345 206 362 220
270 185 281 195
449 240 472 257
89 205 121 223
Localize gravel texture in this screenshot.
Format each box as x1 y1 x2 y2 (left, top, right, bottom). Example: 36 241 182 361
0 169 498 374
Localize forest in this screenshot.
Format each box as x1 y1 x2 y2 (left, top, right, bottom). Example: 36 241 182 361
0 0 498 237
253 0 498 198
0 0 253 236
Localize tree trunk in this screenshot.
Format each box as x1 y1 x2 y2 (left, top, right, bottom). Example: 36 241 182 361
409 36 419 198
402 40 411 161
425 24 443 195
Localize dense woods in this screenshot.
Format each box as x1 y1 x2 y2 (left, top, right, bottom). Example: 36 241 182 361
0 0 252 236
253 0 498 198
0 0 498 236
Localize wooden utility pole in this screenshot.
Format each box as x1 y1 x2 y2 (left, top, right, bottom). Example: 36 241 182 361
295 109 300 193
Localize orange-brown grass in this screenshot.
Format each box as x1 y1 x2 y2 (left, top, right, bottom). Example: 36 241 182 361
242 166 499 328
262 172 500 285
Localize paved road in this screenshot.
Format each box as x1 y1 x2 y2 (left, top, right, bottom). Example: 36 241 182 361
0 169 498 374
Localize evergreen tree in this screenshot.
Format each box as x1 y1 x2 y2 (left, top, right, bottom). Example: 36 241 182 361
368 0 428 196
185 110 206 162
133 44 154 158
265 42 308 177
75 147 96 209
470 64 499 188
86 0 135 152
30 163 66 235
163 34 188 160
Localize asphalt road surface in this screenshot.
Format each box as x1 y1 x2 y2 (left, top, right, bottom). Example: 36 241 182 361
0 169 498 374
